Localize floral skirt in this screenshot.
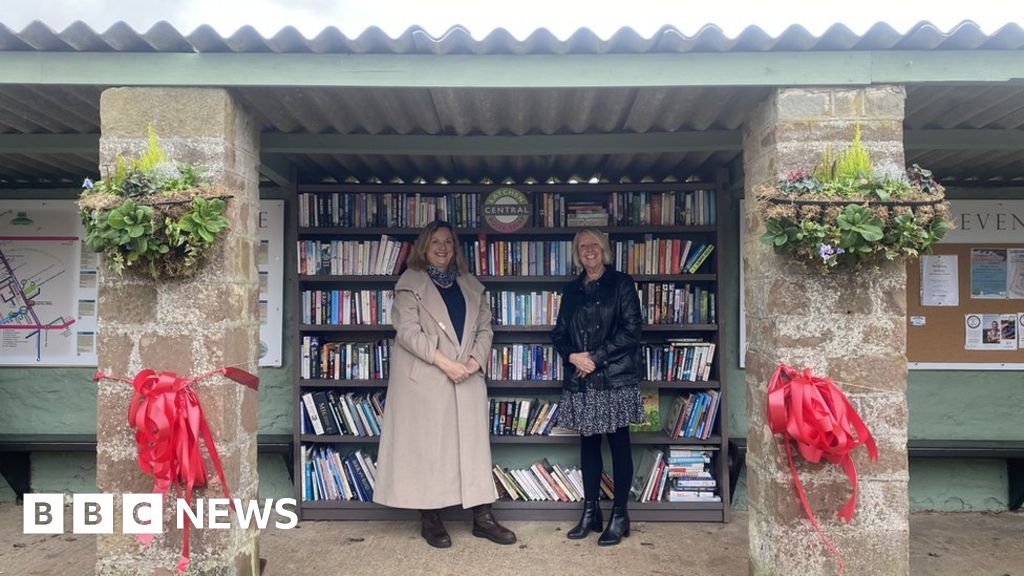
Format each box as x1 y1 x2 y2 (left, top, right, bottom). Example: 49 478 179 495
556 384 645 437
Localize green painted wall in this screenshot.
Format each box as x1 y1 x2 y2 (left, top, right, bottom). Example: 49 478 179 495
2 186 1020 510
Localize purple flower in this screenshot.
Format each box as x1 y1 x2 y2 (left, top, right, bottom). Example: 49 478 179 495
819 244 845 261
82 178 94 190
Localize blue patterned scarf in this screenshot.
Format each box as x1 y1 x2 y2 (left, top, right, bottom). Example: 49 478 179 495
426 265 457 288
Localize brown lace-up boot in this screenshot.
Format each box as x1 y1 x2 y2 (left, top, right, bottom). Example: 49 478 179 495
471 503 516 545
420 509 451 548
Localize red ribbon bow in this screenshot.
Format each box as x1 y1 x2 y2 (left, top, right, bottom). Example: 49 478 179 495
95 367 259 574
766 363 878 575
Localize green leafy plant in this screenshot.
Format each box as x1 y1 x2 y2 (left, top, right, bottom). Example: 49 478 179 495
78 128 231 279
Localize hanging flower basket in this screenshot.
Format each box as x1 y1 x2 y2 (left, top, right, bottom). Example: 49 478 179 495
78 128 232 280
757 127 954 273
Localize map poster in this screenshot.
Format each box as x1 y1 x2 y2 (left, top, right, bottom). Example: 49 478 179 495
258 200 284 367
0 200 96 365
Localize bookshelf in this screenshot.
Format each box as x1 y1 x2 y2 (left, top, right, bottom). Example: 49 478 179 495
293 182 729 522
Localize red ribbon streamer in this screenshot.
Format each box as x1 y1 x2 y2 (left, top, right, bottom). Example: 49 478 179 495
766 363 878 575
95 367 259 574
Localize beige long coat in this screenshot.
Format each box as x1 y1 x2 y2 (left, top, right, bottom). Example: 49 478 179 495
373 268 497 509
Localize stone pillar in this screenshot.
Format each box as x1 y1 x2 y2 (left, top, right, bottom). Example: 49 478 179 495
95 88 261 575
742 87 909 575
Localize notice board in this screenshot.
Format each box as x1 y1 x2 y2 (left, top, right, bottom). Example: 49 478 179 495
906 200 1024 369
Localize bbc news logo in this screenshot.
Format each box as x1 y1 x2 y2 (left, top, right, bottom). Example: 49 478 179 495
24 494 299 534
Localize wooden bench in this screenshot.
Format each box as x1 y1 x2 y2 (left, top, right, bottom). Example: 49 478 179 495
0 434 292 497
728 438 1024 510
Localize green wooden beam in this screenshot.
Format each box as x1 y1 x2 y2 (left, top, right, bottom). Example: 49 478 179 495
259 154 291 188
0 51 1022 88
0 133 98 154
260 131 742 155
905 129 1024 151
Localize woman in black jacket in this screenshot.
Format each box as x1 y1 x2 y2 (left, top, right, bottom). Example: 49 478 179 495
550 228 645 546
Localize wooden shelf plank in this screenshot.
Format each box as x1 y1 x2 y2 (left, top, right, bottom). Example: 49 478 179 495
299 379 719 390
298 273 717 283
299 433 722 446
298 225 717 237
299 324 718 333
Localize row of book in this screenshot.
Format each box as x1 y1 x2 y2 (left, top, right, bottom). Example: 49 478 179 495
462 238 578 277
492 459 609 502
300 390 386 437
299 340 716 385
638 283 717 325
300 337 391 381
609 191 717 227
665 390 721 440
489 398 569 436
302 290 394 326
298 192 480 229
302 446 377 502
301 446 719 504
487 344 565 381
298 237 411 276
632 447 720 503
297 236 714 279
613 239 715 276
490 290 562 326
642 341 717 382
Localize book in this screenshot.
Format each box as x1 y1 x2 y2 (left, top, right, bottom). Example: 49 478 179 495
630 388 660 432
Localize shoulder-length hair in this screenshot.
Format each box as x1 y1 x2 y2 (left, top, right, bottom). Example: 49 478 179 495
406 220 469 274
572 228 613 268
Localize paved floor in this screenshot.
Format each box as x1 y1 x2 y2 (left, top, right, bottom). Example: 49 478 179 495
1 503 1022 575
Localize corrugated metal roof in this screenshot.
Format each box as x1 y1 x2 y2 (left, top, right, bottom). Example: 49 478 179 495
1 20 1023 54
0 20 1022 186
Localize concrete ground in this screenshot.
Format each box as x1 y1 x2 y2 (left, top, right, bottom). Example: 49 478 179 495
1 503 1022 575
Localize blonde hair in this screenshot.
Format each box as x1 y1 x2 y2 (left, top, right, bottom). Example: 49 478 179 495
406 220 469 274
572 228 612 268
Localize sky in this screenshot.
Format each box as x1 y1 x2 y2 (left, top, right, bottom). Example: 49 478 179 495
1 0 1022 38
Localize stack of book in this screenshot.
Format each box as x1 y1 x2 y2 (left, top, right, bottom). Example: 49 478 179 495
300 337 391 380
630 447 720 503
493 460 615 502
488 344 564 381
642 340 716 382
302 446 376 502
300 390 386 437
664 390 721 440
489 398 561 436
297 235 411 276
489 290 562 326
566 201 609 227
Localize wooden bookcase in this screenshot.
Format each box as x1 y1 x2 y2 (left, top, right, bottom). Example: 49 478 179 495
292 181 729 522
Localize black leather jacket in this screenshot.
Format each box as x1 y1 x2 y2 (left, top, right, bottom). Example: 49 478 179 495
550 269 643 392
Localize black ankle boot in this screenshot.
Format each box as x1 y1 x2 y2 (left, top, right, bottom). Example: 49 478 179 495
566 500 603 539
598 504 629 546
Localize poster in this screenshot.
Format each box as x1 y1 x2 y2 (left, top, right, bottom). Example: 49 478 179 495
964 313 1017 350
970 248 1008 299
921 254 959 306
0 200 96 365
1 199 283 368
1008 249 1024 299
258 200 284 367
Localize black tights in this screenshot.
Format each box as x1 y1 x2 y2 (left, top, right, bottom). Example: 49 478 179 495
580 426 633 507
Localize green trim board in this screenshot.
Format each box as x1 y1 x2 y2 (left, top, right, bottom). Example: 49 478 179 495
1 51 1023 88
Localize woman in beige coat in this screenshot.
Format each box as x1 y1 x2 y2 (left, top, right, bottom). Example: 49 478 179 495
374 220 516 548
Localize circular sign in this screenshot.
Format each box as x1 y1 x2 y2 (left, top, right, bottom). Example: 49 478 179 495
966 315 981 329
482 187 530 233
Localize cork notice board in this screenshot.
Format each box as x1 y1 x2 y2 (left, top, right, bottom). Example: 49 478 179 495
905 199 1024 367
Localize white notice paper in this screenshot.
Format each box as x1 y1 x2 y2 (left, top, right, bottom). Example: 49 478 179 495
921 255 959 306
965 313 1018 350
1008 249 1024 299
